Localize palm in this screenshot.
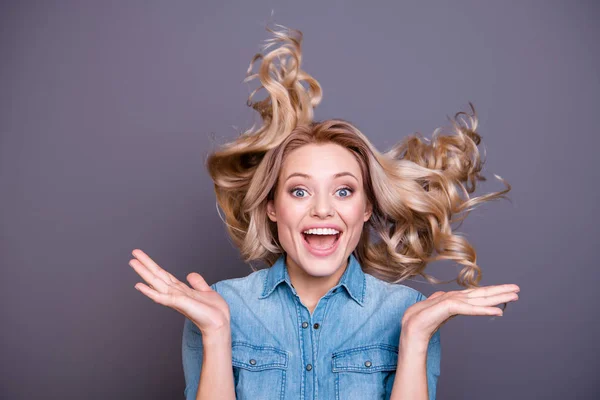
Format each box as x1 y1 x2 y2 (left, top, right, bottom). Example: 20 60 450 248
128 249 230 335
402 284 520 341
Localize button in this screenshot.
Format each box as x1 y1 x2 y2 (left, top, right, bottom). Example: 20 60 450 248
306 364 313 371
302 322 309 328
313 323 320 329
364 361 372 367
250 359 256 365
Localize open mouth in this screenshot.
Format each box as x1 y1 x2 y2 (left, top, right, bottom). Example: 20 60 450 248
302 231 341 251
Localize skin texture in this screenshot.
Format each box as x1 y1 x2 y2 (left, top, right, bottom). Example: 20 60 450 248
266 143 373 313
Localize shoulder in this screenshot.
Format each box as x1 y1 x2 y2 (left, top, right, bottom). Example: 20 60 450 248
366 275 442 344
364 273 425 305
211 268 267 295
361 273 441 342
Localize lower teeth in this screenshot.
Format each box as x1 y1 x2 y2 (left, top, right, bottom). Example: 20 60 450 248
304 234 339 250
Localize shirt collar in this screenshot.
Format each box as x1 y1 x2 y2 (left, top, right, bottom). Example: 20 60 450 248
259 253 366 307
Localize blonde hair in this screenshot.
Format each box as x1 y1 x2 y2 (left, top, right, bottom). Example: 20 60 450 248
206 24 511 288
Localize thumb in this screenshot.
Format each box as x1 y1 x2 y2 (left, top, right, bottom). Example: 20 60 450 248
186 272 211 292
428 291 446 300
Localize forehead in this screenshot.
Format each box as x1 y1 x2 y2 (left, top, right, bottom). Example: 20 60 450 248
280 143 362 180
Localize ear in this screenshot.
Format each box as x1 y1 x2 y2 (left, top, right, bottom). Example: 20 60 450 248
267 199 277 222
364 201 373 222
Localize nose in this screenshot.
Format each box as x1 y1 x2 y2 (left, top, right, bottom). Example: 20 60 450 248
310 192 335 218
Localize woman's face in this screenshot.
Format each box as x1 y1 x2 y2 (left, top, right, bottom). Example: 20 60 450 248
267 142 372 278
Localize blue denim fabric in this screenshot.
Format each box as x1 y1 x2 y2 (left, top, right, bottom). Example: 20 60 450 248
182 253 441 399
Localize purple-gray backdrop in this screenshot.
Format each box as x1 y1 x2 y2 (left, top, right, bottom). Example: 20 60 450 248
1 1 598 399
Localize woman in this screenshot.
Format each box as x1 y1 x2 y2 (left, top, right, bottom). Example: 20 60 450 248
128 24 520 400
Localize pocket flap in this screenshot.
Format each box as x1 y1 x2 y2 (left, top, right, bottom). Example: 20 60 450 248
332 344 398 373
232 342 288 371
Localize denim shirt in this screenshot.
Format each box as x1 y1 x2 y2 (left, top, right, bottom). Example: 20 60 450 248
182 253 441 400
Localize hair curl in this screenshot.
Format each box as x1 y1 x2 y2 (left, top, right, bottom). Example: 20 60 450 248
206 24 511 288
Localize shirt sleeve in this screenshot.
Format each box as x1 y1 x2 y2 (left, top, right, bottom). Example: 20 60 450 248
415 291 442 400
181 282 218 400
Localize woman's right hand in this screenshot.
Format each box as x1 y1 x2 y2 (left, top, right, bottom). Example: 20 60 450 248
129 249 230 337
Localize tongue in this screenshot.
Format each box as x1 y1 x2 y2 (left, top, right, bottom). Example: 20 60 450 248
305 234 337 250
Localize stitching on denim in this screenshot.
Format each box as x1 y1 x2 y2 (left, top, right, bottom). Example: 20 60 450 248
279 369 286 400
231 341 289 370
360 271 366 305
332 343 399 357
331 344 399 373
294 299 306 400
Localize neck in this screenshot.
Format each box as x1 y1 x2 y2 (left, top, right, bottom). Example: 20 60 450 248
285 254 348 311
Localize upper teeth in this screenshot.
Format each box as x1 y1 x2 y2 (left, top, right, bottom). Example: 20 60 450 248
303 228 340 235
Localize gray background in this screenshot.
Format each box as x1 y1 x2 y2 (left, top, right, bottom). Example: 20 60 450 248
1 1 598 399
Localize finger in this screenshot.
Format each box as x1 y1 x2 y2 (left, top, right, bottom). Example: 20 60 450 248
408 291 449 315
464 291 518 307
129 258 169 292
465 284 520 298
132 249 179 284
135 283 208 326
135 282 172 306
187 273 212 292
450 300 504 316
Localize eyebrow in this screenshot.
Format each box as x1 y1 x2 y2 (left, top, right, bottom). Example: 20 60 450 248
284 172 359 183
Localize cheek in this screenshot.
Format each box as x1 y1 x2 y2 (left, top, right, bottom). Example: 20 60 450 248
339 200 368 224
273 202 306 253
275 200 306 237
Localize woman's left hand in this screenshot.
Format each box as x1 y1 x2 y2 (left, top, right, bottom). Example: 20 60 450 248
401 284 520 346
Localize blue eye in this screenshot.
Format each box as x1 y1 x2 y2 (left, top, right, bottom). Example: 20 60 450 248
336 187 353 198
290 187 353 198
291 188 307 198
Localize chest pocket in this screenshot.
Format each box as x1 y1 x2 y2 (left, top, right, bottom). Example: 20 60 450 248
231 341 288 400
332 344 399 400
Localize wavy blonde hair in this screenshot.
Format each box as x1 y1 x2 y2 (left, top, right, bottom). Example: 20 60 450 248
206 24 511 288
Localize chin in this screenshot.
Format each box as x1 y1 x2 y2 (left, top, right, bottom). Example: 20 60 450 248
294 238 349 277
301 254 346 277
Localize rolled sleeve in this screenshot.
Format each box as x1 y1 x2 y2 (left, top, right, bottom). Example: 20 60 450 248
181 282 218 400
416 291 442 400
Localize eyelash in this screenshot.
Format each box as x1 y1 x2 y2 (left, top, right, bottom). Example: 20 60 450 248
289 186 354 198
